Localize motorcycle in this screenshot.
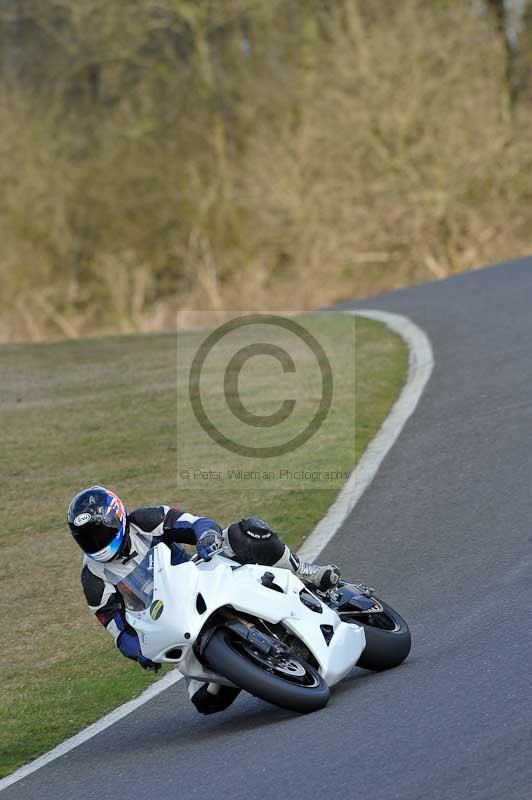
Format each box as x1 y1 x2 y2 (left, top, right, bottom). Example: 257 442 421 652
107 542 411 713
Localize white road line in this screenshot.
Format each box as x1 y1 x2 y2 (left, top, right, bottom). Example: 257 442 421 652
0 670 184 792
0 309 433 793
299 310 434 561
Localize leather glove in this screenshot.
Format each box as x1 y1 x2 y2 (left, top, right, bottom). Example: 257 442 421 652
117 631 160 672
139 654 161 673
196 529 223 560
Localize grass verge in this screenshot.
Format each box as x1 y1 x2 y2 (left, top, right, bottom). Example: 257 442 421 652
0 314 407 777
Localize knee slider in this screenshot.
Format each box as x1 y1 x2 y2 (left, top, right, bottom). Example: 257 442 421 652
227 517 285 565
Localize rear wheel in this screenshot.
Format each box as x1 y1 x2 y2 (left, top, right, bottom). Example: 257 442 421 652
341 599 411 671
204 628 330 713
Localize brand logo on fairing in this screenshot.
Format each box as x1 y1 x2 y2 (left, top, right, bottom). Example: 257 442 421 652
74 513 91 526
150 600 164 620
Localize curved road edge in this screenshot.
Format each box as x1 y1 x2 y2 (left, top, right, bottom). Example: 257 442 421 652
299 310 434 560
0 309 434 794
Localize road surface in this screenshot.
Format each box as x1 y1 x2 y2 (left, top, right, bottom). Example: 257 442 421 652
4 257 532 800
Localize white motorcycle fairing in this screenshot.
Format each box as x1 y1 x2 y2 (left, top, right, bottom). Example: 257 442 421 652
122 544 366 689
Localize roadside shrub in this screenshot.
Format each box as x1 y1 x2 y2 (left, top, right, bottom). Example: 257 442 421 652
0 0 531 341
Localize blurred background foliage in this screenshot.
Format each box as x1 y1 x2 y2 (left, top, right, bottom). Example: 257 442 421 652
0 0 531 341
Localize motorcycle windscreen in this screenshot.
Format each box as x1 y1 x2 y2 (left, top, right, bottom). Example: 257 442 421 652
104 549 155 612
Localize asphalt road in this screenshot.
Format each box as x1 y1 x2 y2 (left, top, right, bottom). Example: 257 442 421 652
5 258 532 800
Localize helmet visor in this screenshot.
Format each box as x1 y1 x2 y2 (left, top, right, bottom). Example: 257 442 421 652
71 522 119 555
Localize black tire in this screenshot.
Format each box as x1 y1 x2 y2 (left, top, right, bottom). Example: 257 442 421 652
204 628 330 713
345 599 411 672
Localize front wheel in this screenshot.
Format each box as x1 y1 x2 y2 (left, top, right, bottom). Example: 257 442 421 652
204 628 330 713
341 599 411 671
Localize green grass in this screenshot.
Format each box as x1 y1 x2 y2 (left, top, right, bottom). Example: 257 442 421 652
0 314 407 777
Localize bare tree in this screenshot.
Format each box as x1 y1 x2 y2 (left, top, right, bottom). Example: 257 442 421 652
486 0 530 100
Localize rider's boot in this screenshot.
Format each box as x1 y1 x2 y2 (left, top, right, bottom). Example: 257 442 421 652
278 548 341 591
292 555 341 592
187 679 241 715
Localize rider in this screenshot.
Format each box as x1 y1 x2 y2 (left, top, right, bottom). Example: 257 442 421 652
67 485 341 715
